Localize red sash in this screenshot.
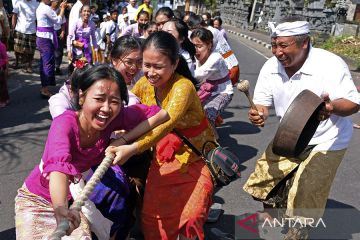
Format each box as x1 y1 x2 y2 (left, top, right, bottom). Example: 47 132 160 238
156 118 209 164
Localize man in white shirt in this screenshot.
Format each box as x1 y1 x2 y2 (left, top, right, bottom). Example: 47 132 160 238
126 0 137 23
243 17 360 239
11 0 38 71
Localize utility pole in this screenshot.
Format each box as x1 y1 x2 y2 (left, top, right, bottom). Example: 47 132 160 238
249 0 257 23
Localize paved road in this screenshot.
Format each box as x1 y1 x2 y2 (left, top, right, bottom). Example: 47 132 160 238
1 31 360 240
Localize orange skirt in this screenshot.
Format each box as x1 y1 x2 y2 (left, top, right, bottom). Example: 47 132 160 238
142 159 213 240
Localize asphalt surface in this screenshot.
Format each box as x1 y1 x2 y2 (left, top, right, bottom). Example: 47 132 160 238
1 29 360 240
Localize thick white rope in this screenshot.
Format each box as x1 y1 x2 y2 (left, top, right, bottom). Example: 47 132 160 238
48 153 115 240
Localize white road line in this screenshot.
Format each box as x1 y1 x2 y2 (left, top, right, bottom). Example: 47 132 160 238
9 82 22 93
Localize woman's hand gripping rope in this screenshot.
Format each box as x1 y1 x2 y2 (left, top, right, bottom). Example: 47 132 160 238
47 153 115 240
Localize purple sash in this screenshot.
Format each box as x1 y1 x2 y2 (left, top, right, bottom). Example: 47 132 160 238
37 26 58 49
78 37 92 64
197 74 230 103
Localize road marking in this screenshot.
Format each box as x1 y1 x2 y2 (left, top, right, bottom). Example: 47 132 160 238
227 30 270 60
9 82 22 93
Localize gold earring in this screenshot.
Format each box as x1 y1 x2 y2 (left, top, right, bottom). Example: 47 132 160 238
79 99 84 106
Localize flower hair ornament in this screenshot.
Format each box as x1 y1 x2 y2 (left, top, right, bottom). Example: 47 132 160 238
73 57 89 69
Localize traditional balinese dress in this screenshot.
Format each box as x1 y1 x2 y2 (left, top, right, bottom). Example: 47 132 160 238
195 51 234 125
15 105 160 240
36 2 64 88
67 18 98 64
132 73 215 240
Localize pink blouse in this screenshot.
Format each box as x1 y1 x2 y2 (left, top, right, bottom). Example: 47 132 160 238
25 104 160 202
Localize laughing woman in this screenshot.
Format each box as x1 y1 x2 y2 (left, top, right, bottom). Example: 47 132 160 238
67 5 98 72
107 31 215 240
15 64 169 239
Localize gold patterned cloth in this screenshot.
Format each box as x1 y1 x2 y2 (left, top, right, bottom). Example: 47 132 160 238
132 73 216 168
132 74 215 239
15 184 91 240
243 143 346 219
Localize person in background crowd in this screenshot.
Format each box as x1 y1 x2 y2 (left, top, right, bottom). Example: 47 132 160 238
154 6 173 30
173 9 184 20
188 14 240 86
126 0 138 23
36 0 67 98
100 13 109 30
0 39 9 107
15 64 169 240
89 4 99 21
67 0 89 46
118 13 130 35
183 11 195 25
107 31 214 240
116 0 128 13
51 0 66 76
117 6 128 27
11 0 39 71
67 5 98 71
121 10 149 38
202 12 212 26
190 28 233 128
141 21 156 39
134 0 152 21
243 17 360 239
0 0 10 47
162 18 196 76
105 9 119 60
92 16 105 64
213 16 227 41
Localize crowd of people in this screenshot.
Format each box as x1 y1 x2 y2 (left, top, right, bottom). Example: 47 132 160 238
0 0 359 240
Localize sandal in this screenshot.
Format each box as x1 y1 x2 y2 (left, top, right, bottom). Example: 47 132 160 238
353 123 360 129
40 90 53 99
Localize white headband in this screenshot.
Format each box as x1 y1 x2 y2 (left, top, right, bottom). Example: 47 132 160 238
268 21 310 37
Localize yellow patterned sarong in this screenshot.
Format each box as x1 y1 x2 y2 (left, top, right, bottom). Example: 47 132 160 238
243 143 346 219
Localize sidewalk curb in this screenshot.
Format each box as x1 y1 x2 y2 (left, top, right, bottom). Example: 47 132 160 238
227 29 272 50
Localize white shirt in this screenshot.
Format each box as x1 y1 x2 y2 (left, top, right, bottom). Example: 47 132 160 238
194 51 233 96
179 48 195 77
95 28 105 50
36 3 63 41
53 9 66 31
105 20 118 43
13 0 38 34
207 26 238 69
126 4 137 22
254 47 360 151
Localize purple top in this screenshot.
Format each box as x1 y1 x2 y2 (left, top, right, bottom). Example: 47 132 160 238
121 23 141 38
25 104 160 202
67 18 98 62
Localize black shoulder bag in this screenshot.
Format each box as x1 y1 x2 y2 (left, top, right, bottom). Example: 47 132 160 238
155 92 241 187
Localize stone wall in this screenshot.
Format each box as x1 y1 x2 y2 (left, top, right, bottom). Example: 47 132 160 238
217 0 339 33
